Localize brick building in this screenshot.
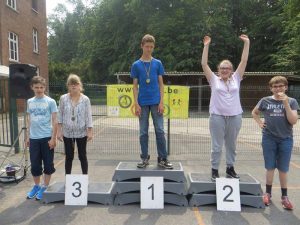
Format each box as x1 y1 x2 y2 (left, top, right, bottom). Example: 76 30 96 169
0 0 48 112
0 0 48 78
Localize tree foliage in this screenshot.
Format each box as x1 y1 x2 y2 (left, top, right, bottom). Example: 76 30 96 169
48 0 300 83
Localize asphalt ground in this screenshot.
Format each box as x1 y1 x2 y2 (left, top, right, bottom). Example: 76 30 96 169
1 148 300 225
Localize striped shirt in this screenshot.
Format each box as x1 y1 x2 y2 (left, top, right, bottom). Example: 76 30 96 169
58 93 93 138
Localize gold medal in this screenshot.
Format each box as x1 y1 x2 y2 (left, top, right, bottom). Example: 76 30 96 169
146 79 150 84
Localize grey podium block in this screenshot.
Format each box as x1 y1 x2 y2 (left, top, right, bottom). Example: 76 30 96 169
88 182 115 205
188 173 263 196
114 193 188 206
43 182 115 205
43 182 65 204
111 181 187 195
189 193 265 208
112 162 186 183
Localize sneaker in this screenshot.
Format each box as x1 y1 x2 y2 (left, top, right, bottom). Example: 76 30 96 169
27 185 41 199
281 196 293 210
211 168 219 182
226 166 240 179
36 186 47 201
158 158 173 169
137 155 150 168
263 193 271 206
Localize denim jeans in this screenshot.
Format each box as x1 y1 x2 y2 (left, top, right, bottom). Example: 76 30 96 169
139 105 167 160
262 133 293 172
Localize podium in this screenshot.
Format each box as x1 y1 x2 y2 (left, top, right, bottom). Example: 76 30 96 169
43 182 115 205
188 173 265 208
112 162 188 206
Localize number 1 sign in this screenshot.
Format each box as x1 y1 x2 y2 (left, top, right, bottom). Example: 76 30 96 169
140 177 164 209
65 174 88 206
216 178 241 211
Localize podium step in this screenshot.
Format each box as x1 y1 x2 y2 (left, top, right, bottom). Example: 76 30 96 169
188 173 263 196
114 193 188 206
43 182 115 205
111 181 187 195
112 162 186 183
189 193 265 208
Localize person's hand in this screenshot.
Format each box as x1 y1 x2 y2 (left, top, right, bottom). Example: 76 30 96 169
48 138 56 149
57 130 63 142
87 129 93 142
239 34 249 43
158 103 164 115
135 103 142 117
259 121 266 129
203 36 211 46
277 92 289 103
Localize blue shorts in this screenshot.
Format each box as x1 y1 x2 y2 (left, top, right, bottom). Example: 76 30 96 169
29 137 55 176
261 133 293 173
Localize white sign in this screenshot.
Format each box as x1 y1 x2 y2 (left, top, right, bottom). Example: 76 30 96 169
140 177 164 209
216 178 241 211
65 174 88 206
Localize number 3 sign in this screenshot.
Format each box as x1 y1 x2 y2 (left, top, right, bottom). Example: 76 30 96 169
216 178 241 211
65 175 88 206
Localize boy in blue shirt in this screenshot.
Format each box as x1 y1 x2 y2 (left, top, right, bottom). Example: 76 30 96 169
26 76 58 200
131 34 173 169
252 76 299 210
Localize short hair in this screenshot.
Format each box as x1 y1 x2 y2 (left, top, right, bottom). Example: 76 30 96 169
269 76 288 87
218 59 234 70
66 74 83 92
31 76 46 86
141 34 155 45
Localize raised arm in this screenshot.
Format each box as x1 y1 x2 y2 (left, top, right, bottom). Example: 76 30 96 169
236 34 250 78
201 36 213 81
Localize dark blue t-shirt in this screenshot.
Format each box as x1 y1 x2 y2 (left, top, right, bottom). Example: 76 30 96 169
257 96 299 138
130 58 165 106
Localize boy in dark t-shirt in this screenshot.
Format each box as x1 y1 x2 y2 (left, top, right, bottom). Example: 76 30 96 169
252 76 299 210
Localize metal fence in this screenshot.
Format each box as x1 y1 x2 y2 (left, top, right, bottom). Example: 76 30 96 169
48 83 300 160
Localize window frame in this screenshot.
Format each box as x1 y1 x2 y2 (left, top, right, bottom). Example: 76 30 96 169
32 0 38 12
6 0 17 11
33 28 39 53
8 32 19 62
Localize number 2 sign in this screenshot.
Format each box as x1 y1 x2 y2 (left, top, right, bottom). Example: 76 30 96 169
140 177 164 209
216 178 241 211
65 175 88 206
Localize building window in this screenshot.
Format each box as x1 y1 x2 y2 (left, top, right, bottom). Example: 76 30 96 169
6 0 17 10
8 32 19 62
36 67 40 76
33 28 39 53
32 0 38 11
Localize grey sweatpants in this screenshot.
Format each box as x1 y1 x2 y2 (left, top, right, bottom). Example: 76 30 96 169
209 114 242 170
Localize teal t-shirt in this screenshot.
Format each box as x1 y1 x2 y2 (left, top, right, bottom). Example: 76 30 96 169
27 95 58 139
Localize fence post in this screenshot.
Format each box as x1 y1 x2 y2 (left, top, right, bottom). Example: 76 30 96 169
167 82 171 155
9 98 19 153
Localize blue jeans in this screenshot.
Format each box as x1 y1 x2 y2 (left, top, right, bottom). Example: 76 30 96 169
262 133 293 172
139 105 167 160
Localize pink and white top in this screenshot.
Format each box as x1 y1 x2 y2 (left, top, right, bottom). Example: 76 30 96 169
208 72 243 116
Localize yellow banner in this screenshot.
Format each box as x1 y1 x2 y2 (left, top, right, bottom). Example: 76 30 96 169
107 85 189 118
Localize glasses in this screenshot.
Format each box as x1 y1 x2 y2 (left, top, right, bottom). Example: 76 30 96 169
219 67 231 70
272 84 286 89
68 83 79 86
